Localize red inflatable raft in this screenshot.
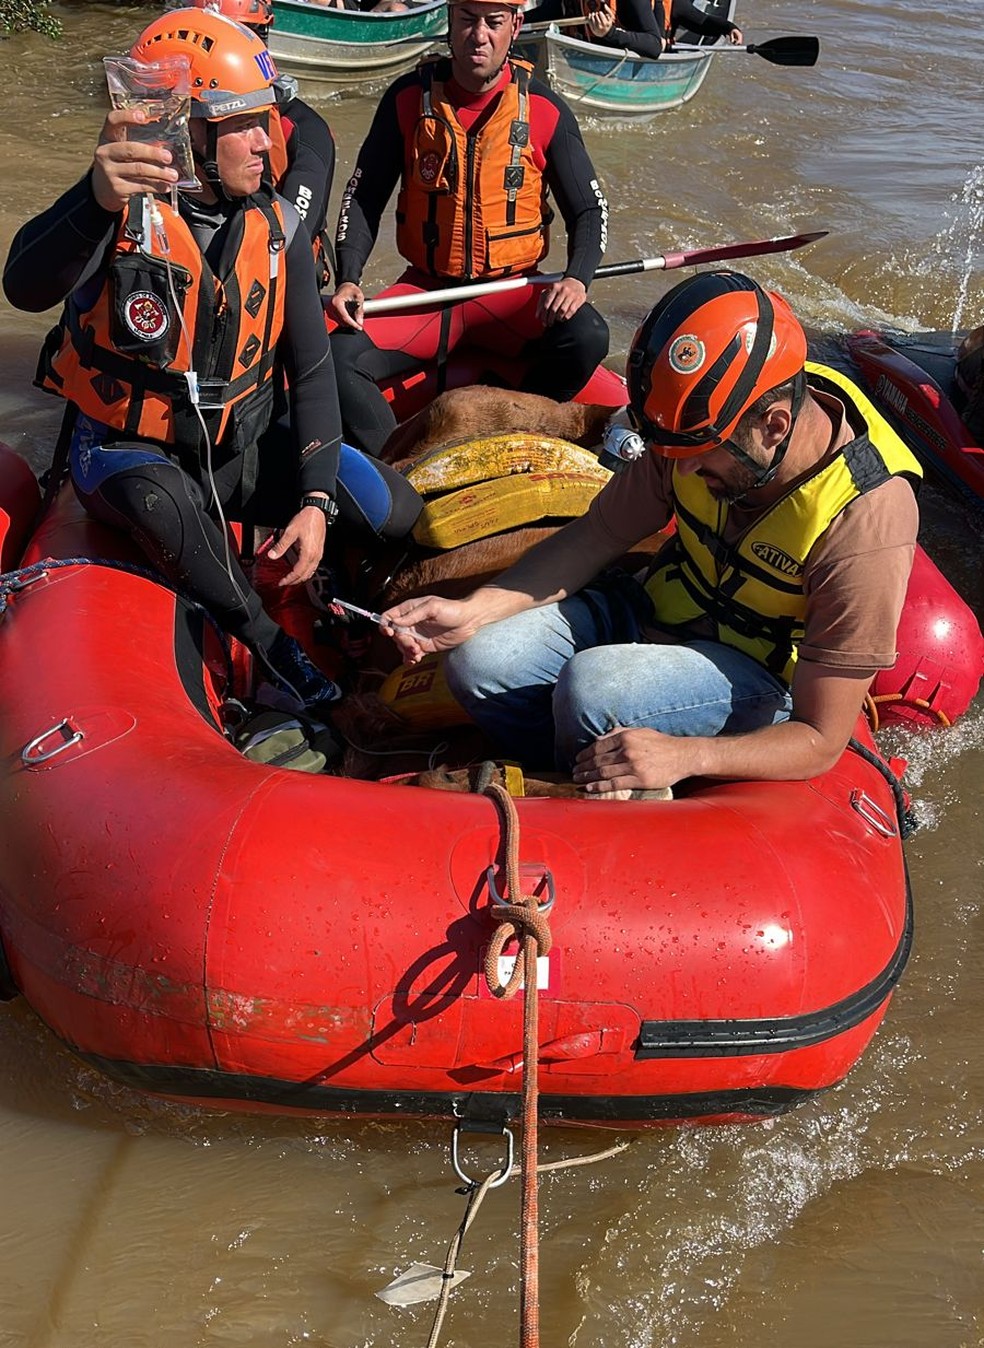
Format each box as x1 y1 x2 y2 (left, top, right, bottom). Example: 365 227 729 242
0 438 978 1127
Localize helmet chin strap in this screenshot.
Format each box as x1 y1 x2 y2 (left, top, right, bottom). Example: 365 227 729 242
723 369 808 503
195 122 234 203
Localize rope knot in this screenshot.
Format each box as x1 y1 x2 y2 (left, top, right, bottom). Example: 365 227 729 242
479 778 554 1000
485 899 553 1000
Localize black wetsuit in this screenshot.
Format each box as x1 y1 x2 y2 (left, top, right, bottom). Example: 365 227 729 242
278 94 337 285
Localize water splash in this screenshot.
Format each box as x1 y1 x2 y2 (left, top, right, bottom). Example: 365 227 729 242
933 164 984 330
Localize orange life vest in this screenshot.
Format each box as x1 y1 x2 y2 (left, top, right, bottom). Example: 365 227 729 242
395 58 551 281
38 192 288 454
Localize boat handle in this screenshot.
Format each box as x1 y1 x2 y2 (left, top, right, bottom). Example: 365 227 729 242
850 789 897 838
21 718 85 766
486 863 555 913
450 1120 514 1190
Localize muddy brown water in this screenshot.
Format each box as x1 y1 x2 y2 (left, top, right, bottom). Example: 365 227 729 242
1 2 983 1345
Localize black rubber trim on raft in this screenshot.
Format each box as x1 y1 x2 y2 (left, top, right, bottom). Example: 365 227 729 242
64 1052 822 1123
58 863 913 1124
0 932 19 1001
172 602 222 731
636 863 914 1059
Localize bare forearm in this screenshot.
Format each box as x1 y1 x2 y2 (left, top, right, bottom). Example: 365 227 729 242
574 664 873 794
670 716 851 783
467 514 626 619
575 716 855 797
382 514 630 663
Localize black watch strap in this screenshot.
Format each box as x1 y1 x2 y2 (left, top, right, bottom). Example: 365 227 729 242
301 494 339 524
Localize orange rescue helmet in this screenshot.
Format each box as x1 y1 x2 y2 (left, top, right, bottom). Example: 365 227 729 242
184 0 274 32
132 8 278 121
626 270 808 457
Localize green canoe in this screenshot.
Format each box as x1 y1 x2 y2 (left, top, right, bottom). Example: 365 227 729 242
269 0 448 92
515 0 735 120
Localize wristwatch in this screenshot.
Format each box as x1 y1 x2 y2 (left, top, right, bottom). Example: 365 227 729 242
300 494 339 525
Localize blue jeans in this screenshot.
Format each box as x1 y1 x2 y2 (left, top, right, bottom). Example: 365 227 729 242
443 573 794 770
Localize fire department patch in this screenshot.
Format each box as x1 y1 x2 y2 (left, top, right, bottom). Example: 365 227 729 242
668 333 705 375
419 152 441 186
122 291 169 343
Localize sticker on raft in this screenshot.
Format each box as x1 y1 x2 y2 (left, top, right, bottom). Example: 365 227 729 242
477 946 561 1000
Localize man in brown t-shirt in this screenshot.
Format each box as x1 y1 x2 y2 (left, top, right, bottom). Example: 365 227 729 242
381 272 920 794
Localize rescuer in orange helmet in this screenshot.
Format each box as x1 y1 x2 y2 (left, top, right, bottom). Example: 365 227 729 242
3 8 420 716
376 270 922 796
184 0 336 285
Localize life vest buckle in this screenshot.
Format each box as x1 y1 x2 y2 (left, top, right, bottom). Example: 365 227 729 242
194 377 229 410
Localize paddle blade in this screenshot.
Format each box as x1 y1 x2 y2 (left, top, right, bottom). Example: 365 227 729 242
376 1263 472 1306
673 35 820 67
748 35 820 66
656 230 829 272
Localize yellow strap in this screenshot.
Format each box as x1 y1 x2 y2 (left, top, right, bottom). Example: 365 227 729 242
403 432 609 497
413 471 606 550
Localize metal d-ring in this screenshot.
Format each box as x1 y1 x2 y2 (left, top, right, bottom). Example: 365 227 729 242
850 789 898 838
8 567 49 592
450 1120 515 1190
485 864 556 913
21 718 84 767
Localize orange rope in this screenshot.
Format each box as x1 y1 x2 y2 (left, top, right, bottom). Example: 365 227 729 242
482 780 553 1348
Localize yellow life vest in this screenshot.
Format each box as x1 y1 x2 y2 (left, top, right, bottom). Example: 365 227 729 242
38 191 288 457
643 362 923 685
395 58 551 281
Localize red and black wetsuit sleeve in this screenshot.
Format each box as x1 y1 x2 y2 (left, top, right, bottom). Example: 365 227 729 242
670 0 737 37
279 218 343 497
529 78 608 288
597 0 666 58
333 76 409 287
2 172 119 312
279 97 336 245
